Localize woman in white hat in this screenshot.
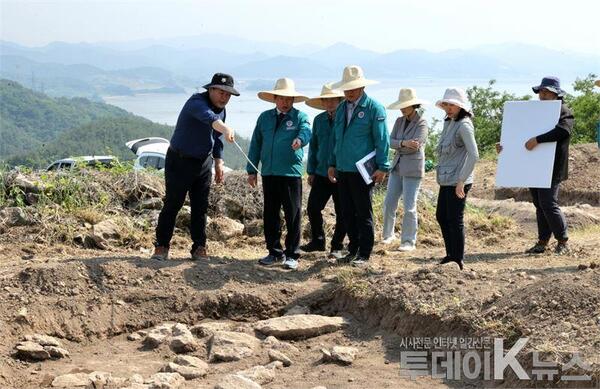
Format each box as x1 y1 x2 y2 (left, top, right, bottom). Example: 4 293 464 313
434 88 479 270
301 83 346 259
246 78 311 270
382 88 429 251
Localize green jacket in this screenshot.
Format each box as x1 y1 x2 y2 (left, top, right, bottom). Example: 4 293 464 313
307 111 336 177
329 93 390 173
247 107 311 177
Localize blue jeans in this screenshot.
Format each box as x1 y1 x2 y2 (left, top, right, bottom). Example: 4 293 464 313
382 174 422 244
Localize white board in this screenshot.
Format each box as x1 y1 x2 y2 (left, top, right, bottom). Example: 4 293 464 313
495 100 561 189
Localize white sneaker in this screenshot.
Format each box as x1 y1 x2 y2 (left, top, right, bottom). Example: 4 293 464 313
398 242 416 252
328 250 344 259
381 236 397 245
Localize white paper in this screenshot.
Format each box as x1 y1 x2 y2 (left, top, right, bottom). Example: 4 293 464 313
355 150 377 185
495 101 561 189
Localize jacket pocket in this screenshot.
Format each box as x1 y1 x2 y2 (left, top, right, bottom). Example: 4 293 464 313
436 165 457 183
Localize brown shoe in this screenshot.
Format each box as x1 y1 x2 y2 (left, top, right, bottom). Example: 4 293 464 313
191 246 209 261
151 246 169 261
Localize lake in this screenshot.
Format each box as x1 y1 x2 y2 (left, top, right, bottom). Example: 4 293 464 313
103 78 575 139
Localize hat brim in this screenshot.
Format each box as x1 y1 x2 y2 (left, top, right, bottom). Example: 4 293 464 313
305 94 344 110
331 78 378 91
435 99 473 114
595 80 600 87
532 85 565 97
387 98 428 110
203 84 240 96
257 91 308 103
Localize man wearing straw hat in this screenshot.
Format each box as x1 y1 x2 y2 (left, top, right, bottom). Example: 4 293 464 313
152 73 239 262
301 83 346 259
247 78 311 270
328 65 390 267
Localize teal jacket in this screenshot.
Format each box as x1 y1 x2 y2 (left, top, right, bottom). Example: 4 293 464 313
329 93 390 173
307 111 336 178
247 107 311 177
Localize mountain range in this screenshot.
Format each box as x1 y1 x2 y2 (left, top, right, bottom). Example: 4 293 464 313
1 35 598 99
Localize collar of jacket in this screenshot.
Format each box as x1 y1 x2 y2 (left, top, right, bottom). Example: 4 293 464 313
271 108 294 117
343 92 368 110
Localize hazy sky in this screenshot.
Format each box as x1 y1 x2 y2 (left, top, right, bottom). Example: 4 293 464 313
1 0 599 54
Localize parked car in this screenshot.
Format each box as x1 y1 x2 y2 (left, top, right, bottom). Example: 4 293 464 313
46 155 119 171
125 137 169 171
125 137 233 174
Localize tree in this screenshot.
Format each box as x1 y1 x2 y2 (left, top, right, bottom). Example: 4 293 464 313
563 73 600 144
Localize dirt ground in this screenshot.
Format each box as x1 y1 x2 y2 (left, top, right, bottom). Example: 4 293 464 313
1 144 599 388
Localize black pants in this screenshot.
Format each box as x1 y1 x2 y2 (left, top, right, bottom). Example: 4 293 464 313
262 175 302 259
155 148 212 253
307 174 346 251
529 184 568 242
436 184 472 260
338 172 374 258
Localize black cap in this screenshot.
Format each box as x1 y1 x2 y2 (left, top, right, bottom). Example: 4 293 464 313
203 73 240 96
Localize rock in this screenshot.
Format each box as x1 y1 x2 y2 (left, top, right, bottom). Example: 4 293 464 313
243 220 263 237
89 371 112 387
128 333 143 341
268 349 292 367
145 372 185 389
138 198 163 210
16 307 28 321
91 219 122 249
207 217 244 241
262 336 299 353
311 387 327 389
330 346 358 365
173 355 208 370
44 346 70 359
254 314 347 340
170 323 190 337
214 374 262 389
15 341 50 360
176 206 191 229
191 321 234 337
236 365 276 385
51 373 92 387
578 264 589 271
143 323 173 349
1 207 33 227
265 361 284 370
24 334 62 347
169 335 198 354
284 305 310 316
13 174 41 193
322 274 338 283
161 362 207 380
208 331 261 362
320 348 332 361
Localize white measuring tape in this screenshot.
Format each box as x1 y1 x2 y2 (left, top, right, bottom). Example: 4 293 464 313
233 139 261 175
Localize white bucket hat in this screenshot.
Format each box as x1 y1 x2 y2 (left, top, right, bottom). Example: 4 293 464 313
305 83 344 110
435 88 472 113
332 65 378 91
387 88 428 110
257 78 309 103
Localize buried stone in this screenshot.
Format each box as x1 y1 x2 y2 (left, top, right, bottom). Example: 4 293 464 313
207 331 261 362
254 314 347 340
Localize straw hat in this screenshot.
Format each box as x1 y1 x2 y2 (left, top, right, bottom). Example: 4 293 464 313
435 88 472 113
595 79 600 87
257 78 308 103
332 65 378 91
305 83 344 110
387 88 428 110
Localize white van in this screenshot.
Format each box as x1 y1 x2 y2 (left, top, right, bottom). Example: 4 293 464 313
125 137 170 171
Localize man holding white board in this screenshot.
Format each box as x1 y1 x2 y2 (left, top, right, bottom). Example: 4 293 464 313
497 77 574 255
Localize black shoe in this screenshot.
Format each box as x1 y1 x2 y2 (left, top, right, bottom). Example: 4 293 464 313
526 241 548 254
439 256 464 271
300 241 326 252
555 241 570 255
258 254 285 266
337 252 356 265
